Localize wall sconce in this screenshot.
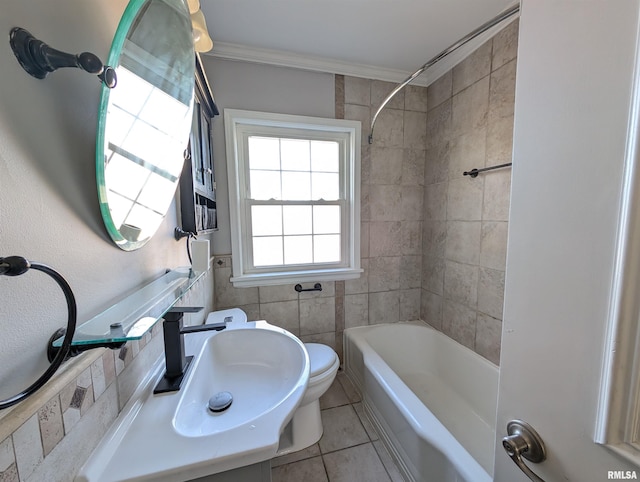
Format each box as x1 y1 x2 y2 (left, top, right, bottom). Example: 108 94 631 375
9 27 116 88
186 0 213 52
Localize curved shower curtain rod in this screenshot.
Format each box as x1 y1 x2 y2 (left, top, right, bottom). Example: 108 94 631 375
369 3 520 144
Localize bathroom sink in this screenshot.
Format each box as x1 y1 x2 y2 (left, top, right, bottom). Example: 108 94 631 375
76 321 310 482
174 326 308 437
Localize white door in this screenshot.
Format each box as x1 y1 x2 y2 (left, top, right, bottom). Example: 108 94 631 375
495 1 640 481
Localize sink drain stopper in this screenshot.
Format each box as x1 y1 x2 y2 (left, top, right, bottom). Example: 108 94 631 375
208 391 233 412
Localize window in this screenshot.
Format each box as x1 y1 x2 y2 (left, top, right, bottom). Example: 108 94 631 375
224 109 362 287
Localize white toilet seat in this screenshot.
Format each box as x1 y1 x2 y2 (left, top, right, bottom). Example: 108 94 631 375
306 343 339 379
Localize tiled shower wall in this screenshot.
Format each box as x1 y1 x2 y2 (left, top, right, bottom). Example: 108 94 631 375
420 20 518 364
213 77 430 361
214 21 517 366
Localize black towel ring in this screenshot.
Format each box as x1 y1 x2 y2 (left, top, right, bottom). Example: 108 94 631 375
0 256 77 410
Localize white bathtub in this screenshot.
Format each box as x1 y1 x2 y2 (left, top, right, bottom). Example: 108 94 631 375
344 322 499 482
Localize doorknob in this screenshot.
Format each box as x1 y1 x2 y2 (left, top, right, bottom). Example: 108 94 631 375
502 420 547 482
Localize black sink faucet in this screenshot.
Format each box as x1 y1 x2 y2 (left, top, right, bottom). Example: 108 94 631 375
154 307 227 394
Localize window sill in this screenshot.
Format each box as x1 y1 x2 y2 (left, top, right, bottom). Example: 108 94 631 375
230 268 363 288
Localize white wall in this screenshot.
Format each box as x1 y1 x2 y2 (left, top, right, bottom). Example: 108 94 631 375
0 0 193 403
201 57 335 255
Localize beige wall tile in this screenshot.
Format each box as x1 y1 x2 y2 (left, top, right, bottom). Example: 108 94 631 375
425 140 450 185
402 149 425 186
214 267 259 308
259 284 298 303
370 147 403 185
403 110 427 149
444 260 478 307
299 281 335 299
449 128 487 180
477 267 505 320
260 300 299 336
445 221 481 265
421 290 443 330
427 71 452 111
344 104 371 147
422 256 445 295
442 300 477 349
451 76 489 137
371 108 404 148
423 221 447 258
400 255 422 289
360 222 370 259
405 85 428 112
369 185 402 221
371 80 404 110
447 177 483 221
401 185 424 221
38 396 63 456
492 19 519 71
400 289 421 320
361 144 371 185
13 415 42 481
426 99 452 150
476 313 502 365
300 297 335 336
452 42 492 95
369 222 402 257
483 170 511 221
401 221 423 255
300 332 336 351
480 221 508 270
368 257 400 292
346 259 369 295
424 182 448 221
344 76 371 106
361 184 371 222
345 294 369 329
369 291 400 324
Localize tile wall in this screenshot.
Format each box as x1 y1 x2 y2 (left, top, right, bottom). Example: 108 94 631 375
0 269 214 482
214 21 517 367
420 20 518 364
213 77 430 362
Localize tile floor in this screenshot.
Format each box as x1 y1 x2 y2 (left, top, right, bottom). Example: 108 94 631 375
271 371 404 482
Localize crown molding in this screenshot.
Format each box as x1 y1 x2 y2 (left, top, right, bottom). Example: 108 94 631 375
206 13 518 88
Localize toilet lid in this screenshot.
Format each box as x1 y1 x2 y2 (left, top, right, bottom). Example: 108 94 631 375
305 343 338 378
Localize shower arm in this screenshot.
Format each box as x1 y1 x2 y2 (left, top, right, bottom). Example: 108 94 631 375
368 3 520 144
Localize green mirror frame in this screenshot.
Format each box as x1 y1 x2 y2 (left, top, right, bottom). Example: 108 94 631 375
96 0 196 251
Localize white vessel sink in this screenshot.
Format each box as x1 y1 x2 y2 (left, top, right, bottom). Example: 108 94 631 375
76 321 309 482
174 327 308 437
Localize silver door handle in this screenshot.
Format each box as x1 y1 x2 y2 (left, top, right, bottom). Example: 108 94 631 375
502 420 547 482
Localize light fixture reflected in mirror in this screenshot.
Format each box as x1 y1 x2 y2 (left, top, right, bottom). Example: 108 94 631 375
186 0 213 52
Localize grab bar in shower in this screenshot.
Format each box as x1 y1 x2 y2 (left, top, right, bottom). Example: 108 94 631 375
368 3 520 144
463 162 512 178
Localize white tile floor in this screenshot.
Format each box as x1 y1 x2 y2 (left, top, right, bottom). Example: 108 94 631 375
271 371 404 482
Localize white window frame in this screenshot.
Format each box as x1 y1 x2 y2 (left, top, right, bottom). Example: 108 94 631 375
224 108 362 288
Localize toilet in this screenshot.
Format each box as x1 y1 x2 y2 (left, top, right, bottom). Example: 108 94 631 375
206 308 339 455
278 342 340 454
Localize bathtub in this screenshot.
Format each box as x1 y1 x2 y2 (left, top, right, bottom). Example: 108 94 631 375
343 322 499 482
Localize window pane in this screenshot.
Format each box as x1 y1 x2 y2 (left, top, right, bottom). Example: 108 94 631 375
282 172 311 200
250 170 281 200
311 172 340 200
311 140 339 172
253 236 283 266
284 235 313 265
314 234 341 263
313 206 340 234
281 139 310 171
248 137 280 170
283 206 312 235
252 206 282 236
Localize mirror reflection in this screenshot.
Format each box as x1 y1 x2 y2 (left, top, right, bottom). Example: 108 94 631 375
97 0 195 250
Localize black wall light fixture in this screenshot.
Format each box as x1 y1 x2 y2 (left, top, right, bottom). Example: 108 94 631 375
9 27 117 88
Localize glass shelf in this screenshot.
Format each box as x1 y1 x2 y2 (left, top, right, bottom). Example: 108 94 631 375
52 267 206 347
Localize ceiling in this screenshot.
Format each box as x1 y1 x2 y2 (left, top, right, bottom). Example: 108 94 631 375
201 0 518 86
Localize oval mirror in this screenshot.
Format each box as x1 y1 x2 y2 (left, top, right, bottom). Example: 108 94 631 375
97 0 195 250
